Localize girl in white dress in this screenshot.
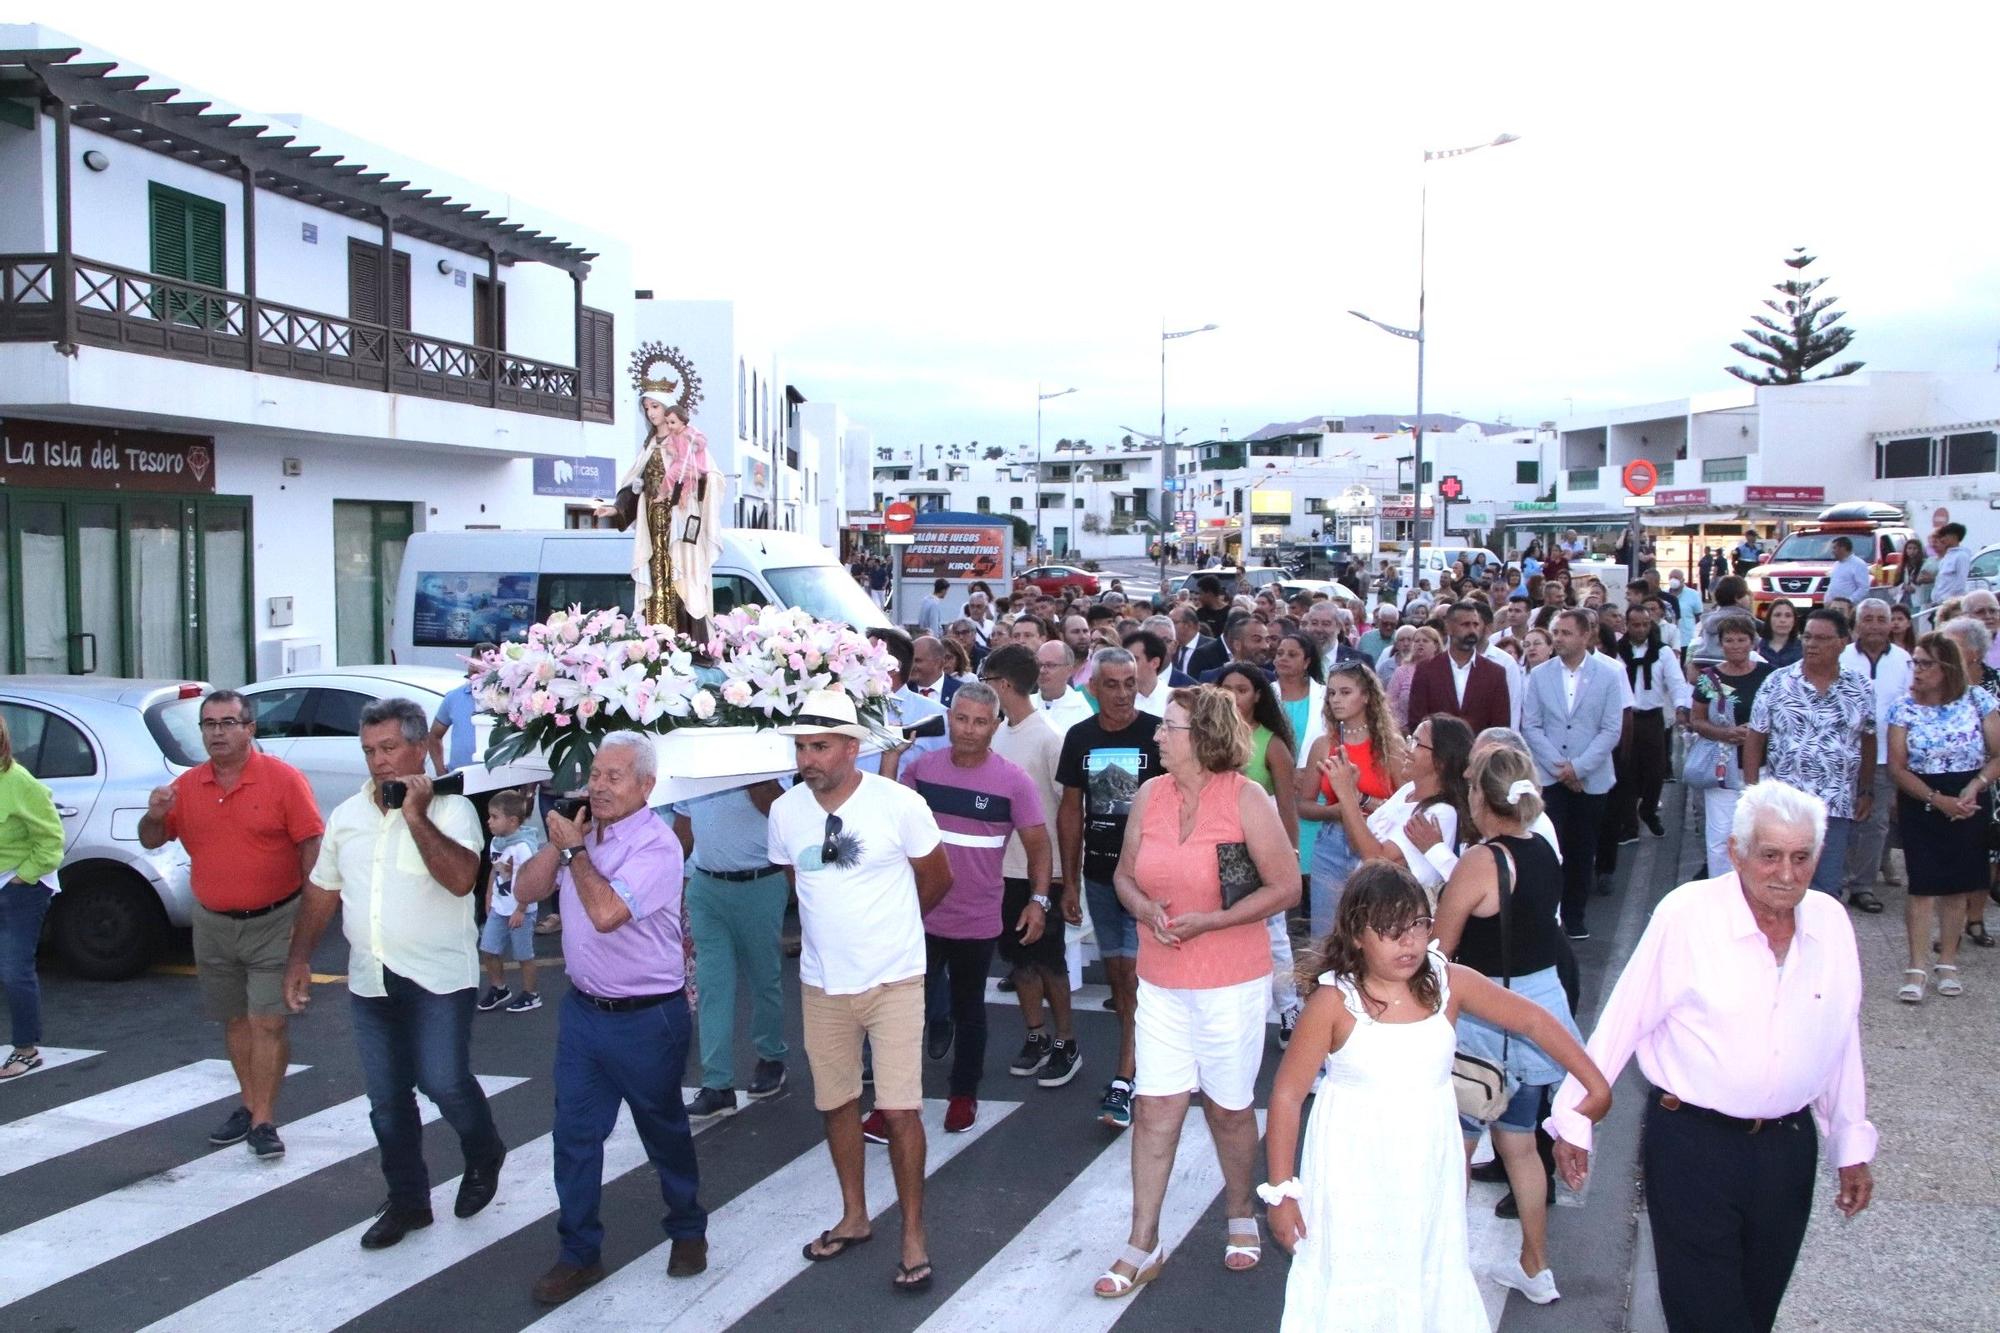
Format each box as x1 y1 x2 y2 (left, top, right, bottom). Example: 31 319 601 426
1261 863 1611 1332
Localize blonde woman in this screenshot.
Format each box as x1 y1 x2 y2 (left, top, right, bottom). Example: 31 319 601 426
1387 625 1443 732
1299 665 1407 935
0 713 67 1079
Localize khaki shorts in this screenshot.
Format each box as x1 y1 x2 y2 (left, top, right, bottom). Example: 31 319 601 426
192 896 298 1021
800 975 924 1112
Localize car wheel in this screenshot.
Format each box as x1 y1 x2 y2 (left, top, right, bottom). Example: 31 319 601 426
51 865 167 981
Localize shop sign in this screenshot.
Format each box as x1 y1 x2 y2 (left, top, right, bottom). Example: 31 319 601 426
1745 485 1825 505
1378 499 1436 519
531 455 619 499
1655 488 1712 507
1510 500 1557 511
0 417 216 494
897 523 1006 580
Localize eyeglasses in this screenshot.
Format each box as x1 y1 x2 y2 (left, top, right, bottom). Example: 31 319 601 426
1912 657 1939 670
1376 916 1435 943
1159 722 1192 732
197 718 248 731
821 814 845 864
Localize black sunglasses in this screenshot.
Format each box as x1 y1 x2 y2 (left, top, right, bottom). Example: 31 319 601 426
821 814 844 864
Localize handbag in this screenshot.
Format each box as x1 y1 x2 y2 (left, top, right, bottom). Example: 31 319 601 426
1215 841 1261 911
1680 670 1732 791
1452 843 1517 1123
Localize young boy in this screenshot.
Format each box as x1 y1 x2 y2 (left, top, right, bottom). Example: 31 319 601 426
477 790 543 1013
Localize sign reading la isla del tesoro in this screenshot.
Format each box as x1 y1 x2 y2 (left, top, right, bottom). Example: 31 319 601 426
0 418 218 494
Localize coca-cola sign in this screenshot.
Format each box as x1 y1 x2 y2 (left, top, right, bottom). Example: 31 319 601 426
0 418 217 494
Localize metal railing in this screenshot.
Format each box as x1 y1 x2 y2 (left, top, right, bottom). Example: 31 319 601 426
0 253 601 423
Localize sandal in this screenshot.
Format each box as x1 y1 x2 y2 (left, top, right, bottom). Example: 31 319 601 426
1934 964 1964 998
1093 1243 1164 1299
891 1260 933 1294
1967 922 1995 948
1848 891 1884 914
1224 1216 1261 1271
801 1229 873 1262
0 1049 41 1081
1898 969 1926 1004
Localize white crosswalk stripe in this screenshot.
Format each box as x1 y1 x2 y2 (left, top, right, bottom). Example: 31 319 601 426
0 1046 103 1079
144 1092 714 1333
531 1098 1017 1332
0 1059 307 1180
0 1074 524 1310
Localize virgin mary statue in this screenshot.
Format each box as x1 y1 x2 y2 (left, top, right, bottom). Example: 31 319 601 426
602 389 724 635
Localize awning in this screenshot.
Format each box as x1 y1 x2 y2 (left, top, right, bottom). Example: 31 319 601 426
1641 509 1741 528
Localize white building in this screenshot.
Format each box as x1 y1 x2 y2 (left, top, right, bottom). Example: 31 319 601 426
0 29 634 684
1541 372 2000 567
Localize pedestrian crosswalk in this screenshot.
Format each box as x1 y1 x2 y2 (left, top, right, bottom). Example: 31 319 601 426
0 1058 1533 1330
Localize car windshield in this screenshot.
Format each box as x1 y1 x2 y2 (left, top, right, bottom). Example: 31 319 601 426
764 565 892 630
147 697 207 767
1772 533 1852 563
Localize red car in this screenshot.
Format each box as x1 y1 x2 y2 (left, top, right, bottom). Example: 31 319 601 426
1020 565 1100 597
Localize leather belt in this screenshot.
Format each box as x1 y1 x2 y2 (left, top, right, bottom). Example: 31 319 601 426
1655 1090 1809 1135
206 889 302 921
574 989 681 1013
700 865 783 883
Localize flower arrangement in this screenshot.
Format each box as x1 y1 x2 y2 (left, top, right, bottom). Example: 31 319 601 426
477 603 894 790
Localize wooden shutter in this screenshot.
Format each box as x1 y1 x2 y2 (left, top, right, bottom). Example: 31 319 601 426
149 188 189 279
187 203 225 288
580 306 614 421
347 239 411 329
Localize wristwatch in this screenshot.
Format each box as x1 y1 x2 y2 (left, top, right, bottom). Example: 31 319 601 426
1029 894 1053 912
558 846 580 867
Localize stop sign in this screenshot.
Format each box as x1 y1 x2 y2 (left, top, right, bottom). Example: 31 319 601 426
885 500 916 535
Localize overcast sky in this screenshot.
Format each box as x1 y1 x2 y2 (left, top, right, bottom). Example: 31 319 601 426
42 1 2000 450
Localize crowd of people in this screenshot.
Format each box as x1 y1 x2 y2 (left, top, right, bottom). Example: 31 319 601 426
18 522 1998 1327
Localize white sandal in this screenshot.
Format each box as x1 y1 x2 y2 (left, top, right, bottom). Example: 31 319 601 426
1934 964 1963 997
1224 1216 1261 1271
1093 1243 1164 1299
1898 969 1926 1003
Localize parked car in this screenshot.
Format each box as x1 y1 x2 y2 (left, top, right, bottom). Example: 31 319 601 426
1966 541 2000 594
232 665 490 817
1020 565 1100 597
0 676 204 980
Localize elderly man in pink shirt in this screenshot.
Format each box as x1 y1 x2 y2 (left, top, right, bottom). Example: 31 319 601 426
1547 780 1875 1333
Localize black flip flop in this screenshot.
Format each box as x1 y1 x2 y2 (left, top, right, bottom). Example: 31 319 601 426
1849 891 1885 914
891 1260 934 1294
802 1230 873 1262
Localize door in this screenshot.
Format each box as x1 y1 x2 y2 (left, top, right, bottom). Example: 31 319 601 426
334 502 415 666
346 239 411 330
12 499 123 675
0 700 105 849
473 276 507 350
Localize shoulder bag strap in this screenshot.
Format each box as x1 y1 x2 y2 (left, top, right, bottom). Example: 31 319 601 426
1491 840 1514 1064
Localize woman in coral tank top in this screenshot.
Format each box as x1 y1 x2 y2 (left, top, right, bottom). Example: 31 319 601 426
1090 687 1301 1302
1299 664 1406 936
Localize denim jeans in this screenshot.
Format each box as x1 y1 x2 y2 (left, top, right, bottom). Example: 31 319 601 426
685 868 789 1090
925 933 997 1097
349 968 503 1211
1308 822 1360 938
0 880 53 1048
555 990 706 1267
1809 817 1853 899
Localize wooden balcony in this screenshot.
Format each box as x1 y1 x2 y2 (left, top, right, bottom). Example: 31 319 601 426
0 254 614 424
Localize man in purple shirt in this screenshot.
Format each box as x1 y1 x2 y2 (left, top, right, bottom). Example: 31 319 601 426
511 733 709 1305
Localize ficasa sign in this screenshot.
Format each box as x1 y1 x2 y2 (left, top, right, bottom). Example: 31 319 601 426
0 418 218 494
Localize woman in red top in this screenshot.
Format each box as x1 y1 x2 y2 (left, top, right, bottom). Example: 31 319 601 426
1093 687 1299 1300
1299 664 1405 937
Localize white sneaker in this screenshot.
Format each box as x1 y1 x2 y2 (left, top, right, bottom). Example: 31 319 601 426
1489 1258 1560 1304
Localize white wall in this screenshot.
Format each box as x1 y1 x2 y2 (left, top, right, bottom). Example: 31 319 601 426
0 116 43 251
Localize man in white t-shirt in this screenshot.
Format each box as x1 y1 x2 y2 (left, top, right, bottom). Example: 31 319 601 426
1926 523 1971 604
770 691 951 1293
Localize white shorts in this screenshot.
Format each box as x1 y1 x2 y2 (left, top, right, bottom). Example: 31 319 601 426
1133 975 1267 1110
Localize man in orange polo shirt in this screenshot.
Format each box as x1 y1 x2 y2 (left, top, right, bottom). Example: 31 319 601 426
140 689 322 1159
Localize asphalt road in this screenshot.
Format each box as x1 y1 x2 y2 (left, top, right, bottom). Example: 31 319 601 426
0 806 1683 1332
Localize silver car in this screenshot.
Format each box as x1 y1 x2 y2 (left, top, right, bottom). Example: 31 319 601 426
0 677 202 980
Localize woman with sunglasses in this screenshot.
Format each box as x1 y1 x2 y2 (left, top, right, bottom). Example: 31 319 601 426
1432 744 1586 1304
1888 632 2000 1001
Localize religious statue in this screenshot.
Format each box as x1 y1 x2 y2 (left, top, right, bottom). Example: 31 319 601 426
603 344 724 635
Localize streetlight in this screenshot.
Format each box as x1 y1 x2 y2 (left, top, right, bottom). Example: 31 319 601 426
1160 321 1218 582
1036 384 1077 562
1069 464 1095 560
1350 131 1519 594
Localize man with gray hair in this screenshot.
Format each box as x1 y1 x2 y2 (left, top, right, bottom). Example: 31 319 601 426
891 681 1052 1135
1550 780 1875 1333
284 697 504 1251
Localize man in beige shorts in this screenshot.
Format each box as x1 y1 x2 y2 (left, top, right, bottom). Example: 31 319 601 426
769 691 951 1294
140 689 322 1159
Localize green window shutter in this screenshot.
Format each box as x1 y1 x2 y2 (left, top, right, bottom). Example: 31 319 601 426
147 183 226 286
150 186 189 280
187 200 226 288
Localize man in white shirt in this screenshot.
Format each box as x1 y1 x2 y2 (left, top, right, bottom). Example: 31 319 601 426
770 691 951 1291
1033 641 1094 735
1824 537 1873 608
915 579 953 637
1837 599 1909 912
965 590 996 647
1475 601 1525 730
1122 629 1175 716
283 698 503 1250
1613 603 1688 841
1925 523 1971 604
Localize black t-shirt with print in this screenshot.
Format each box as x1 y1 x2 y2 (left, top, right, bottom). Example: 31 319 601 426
1055 711 1162 886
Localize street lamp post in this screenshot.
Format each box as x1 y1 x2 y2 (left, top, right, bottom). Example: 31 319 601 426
1035 383 1076 561
1160 321 1218 583
1350 131 1518 596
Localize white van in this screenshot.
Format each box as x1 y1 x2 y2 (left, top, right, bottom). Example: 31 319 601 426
390 528 894 668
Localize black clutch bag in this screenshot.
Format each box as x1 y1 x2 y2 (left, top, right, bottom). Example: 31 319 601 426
1216 841 1261 910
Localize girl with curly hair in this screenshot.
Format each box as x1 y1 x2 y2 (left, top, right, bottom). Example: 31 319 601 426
1298 664 1406 935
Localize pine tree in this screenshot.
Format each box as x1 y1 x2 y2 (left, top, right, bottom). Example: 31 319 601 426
1725 247 1864 385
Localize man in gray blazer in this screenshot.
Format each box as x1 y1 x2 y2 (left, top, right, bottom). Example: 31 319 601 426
1522 609 1627 940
